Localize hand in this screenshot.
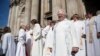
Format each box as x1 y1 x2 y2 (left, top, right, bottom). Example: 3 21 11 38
71 47 79 55
47 47 52 53
97 32 100 39
82 34 86 38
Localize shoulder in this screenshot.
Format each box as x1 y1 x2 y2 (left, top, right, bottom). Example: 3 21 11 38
3 33 13 39
35 24 41 27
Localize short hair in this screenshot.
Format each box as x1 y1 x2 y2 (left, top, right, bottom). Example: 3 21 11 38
71 14 80 20
31 19 38 25
3 27 11 33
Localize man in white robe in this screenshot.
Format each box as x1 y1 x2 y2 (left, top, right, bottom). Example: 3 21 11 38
43 21 55 56
25 24 33 56
42 20 52 47
95 10 100 56
85 12 100 56
16 25 26 56
2 27 16 56
52 9 79 56
95 10 100 39
71 14 86 56
31 19 43 56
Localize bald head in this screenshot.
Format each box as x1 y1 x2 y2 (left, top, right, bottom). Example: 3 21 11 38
57 9 66 21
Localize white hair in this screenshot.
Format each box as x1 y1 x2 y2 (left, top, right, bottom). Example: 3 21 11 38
57 9 66 15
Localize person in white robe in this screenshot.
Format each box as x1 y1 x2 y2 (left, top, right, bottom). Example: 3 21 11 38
42 20 52 46
16 25 26 56
71 14 86 56
95 10 100 56
95 10 100 39
25 24 33 56
85 12 100 56
43 21 56 56
51 9 79 56
31 19 43 56
2 27 16 56
42 20 52 38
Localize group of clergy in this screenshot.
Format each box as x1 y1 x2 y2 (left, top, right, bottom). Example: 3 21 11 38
0 9 100 56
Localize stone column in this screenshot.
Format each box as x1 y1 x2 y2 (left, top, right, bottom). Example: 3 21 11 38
44 0 49 12
77 0 86 18
14 5 19 36
12 5 16 35
24 0 31 25
10 6 15 34
31 0 39 20
66 0 79 18
40 0 45 27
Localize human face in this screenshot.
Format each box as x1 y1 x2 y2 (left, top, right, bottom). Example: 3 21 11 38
57 13 65 21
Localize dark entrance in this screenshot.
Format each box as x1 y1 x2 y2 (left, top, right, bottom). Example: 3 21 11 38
83 0 100 15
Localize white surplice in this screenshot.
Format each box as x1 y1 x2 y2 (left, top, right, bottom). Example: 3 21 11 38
43 27 54 56
72 20 86 56
42 25 51 47
31 24 43 56
26 29 33 56
95 15 100 56
16 29 26 56
52 19 78 56
2 33 16 56
95 15 100 32
85 16 100 56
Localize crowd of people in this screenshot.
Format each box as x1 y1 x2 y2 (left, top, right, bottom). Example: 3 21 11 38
0 9 100 56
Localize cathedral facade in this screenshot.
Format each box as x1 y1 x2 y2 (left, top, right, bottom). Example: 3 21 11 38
8 0 86 36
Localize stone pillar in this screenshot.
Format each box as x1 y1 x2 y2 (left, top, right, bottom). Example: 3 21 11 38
31 0 39 20
10 6 15 34
77 0 86 18
12 5 16 35
44 0 49 12
24 0 31 25
14 5 19 36
66 0 79 18
66 0 86 19
40 0 45 27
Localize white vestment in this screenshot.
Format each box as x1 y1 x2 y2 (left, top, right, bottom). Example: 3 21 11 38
52 19 78 56
2 33 16 56
85 17 100 56
72 20 86 56
42 25 51 38
26 29 32 56
43 27 54 56
31 24 43 56
95 15 100 32
16 29 26 56
42 25 51 46
95 15 100 56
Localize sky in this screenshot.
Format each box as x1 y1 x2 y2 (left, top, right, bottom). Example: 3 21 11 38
0 0 9 28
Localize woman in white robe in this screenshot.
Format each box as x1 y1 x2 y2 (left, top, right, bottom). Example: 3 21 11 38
16 25 26 56
31 19 43 56
2 27 16 56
